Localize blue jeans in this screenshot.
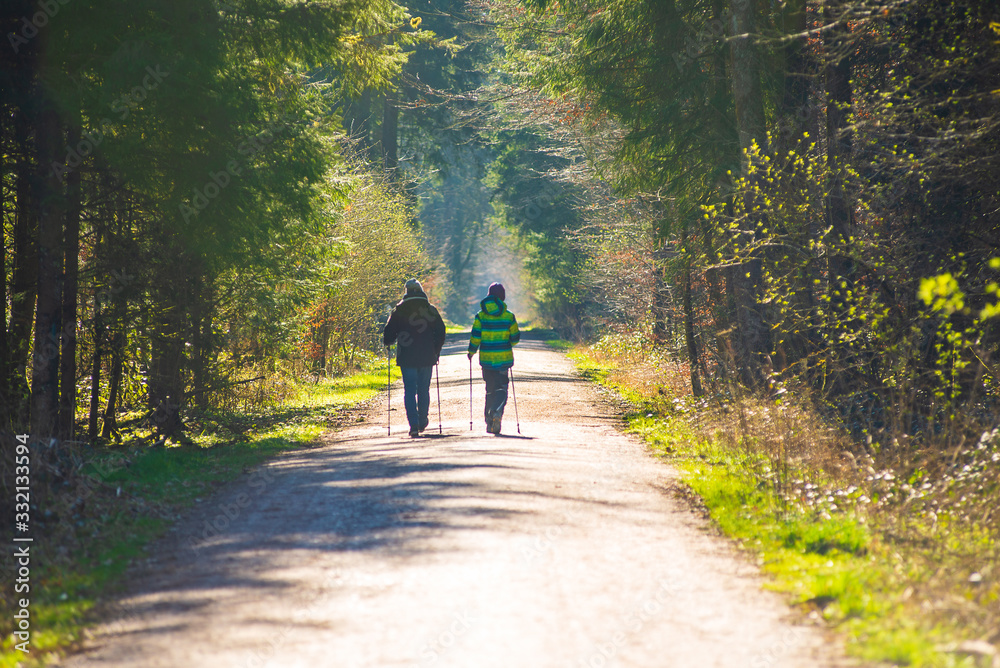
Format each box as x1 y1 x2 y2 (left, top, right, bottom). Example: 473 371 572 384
400 366 433 431
482 367 509 424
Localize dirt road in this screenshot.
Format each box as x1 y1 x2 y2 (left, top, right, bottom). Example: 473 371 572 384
62 335 850 667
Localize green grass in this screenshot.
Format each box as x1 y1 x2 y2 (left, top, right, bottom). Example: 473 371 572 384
519 324 555 335
0 364 396 667
564 350 989 668
565 348 609 378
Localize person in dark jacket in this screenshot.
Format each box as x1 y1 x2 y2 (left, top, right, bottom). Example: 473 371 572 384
383 278 447 437
468 282 519 435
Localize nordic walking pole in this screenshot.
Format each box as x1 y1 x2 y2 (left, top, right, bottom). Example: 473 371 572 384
435 361 443 435
509 368 521 435
468 355 473 431
386 346 392 436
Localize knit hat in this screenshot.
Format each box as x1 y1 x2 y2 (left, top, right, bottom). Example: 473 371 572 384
487 282 505 301
405 278 422 294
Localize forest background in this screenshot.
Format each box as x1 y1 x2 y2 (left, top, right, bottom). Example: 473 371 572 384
2 0 1000 664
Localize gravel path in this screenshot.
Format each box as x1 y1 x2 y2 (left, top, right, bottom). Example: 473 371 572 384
61 335 852 668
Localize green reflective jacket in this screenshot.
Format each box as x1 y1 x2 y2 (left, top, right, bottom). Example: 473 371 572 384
468 296 520 369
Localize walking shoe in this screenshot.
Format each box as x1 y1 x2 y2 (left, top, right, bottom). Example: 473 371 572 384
490 414 502 435
408 427 420 437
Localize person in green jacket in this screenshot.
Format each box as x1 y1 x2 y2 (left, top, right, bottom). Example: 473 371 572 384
468 282 520 434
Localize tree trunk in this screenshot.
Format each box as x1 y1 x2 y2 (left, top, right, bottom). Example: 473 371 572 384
7 108 38 426
679 218 702 395
778 0 814 154
149 298 185 438
87 301 103 441
727 0 771 388
728 0 768 161
652 264 670 345
317 322 328 375
726 260 769 387
101 331 124 440
28 108 65 442
347 89 374 157
705 0 733 382
705 265 728 377
824 0 856 392
190 272 212 409
825 0 855 289
381 92 399 173
772 0 821 371
0 115 8 421
683 256 705 397
59 125 82 440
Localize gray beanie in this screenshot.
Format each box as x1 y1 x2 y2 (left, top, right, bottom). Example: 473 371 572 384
405 278 422 294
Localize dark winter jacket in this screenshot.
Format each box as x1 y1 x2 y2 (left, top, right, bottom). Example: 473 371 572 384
468 296 519 369
383 291 446 368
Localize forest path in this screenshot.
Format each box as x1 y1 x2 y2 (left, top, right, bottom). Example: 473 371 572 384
62 335 853 668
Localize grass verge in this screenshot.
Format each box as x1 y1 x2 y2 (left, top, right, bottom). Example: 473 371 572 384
557 337 998 668
1 364 398 667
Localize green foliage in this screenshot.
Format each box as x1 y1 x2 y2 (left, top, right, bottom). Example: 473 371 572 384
336 0 498 322
919 262 1000 323
919 274 966 315
1 0 438 436
413 149 495 321
489 0 737 201
300 149 430 372
482 0 742 349
693 125 1000 436
485 0 1000 443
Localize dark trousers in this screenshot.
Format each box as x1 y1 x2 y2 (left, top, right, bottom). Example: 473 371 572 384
482 366 509 424
400 366 433 431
